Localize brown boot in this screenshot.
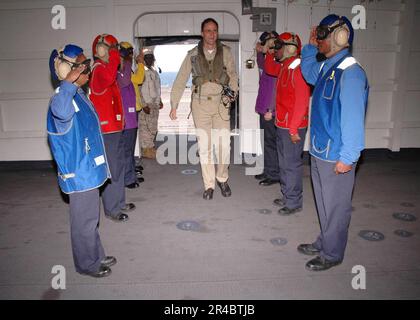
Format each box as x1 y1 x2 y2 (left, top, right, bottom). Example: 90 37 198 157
141 148 151 159
149 147 157 159
142 147 156 159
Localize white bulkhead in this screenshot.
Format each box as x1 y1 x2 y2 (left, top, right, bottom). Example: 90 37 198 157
0 0 419 160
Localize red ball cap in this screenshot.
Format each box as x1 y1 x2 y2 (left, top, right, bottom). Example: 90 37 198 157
278 32 302 55
92 34 119 57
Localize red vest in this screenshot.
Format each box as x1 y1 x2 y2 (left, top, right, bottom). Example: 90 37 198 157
89 51 124 134
265 55 310 135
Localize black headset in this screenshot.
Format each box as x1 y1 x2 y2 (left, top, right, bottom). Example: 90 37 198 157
316 18 346 41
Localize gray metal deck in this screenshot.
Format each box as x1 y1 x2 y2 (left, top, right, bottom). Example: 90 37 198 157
0 150 419 300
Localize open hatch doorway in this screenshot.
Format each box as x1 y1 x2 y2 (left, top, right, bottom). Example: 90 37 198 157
133 11 240 137
152 40 197 135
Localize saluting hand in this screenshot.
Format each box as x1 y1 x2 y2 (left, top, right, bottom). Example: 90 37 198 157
309 26 318 47
136 51 144 65
64 65 85 85
256 43 264 53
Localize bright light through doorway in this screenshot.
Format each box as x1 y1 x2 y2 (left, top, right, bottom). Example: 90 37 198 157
155 44 195 72
155 44 196 134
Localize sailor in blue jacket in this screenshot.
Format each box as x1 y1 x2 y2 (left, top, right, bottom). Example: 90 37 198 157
47 44 116 277
299 15 369 271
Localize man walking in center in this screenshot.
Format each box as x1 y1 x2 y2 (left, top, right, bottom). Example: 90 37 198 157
170 18 238 200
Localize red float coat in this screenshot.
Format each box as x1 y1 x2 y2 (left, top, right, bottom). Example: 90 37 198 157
265 53 310 135
89 49 124 134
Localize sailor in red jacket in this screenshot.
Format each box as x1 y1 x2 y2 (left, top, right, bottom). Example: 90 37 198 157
90 34 136 222
265 32 310 215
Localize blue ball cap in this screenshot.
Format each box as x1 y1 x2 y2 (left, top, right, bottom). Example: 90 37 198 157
319 14 340 26
49 44 83 81
62 44 83 58
319 14 354 46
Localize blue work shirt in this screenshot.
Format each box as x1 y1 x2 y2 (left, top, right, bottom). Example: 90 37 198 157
47 80 110 193
301 44 369 165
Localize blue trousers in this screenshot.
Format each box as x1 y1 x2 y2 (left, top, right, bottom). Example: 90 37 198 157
69 189 105 274
122 128 138 186
311 156 356 262
276 128 307 209
101 132 126 217
260 114 280 180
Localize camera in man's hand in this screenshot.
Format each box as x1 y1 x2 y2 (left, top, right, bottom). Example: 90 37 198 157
221 85 236 106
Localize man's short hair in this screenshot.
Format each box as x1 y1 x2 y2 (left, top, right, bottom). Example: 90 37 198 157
201 18 219 32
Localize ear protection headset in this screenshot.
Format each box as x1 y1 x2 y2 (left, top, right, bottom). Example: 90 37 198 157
96 34 109 59
274 32 301 61
317 18 350 48
93 34 119 63
51 45 84 80
259 30 279 45
284 33 298 56
333 19 350 47
55 51 73 80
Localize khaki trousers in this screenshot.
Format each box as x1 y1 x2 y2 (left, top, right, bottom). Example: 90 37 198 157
139 103 160 149
191 96 231 190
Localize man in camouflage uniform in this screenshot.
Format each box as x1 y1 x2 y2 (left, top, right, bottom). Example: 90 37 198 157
170 18 238 200
140 48 162 159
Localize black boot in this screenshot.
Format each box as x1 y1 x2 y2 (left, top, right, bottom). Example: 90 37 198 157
203 188 214 200
217 181 232 197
